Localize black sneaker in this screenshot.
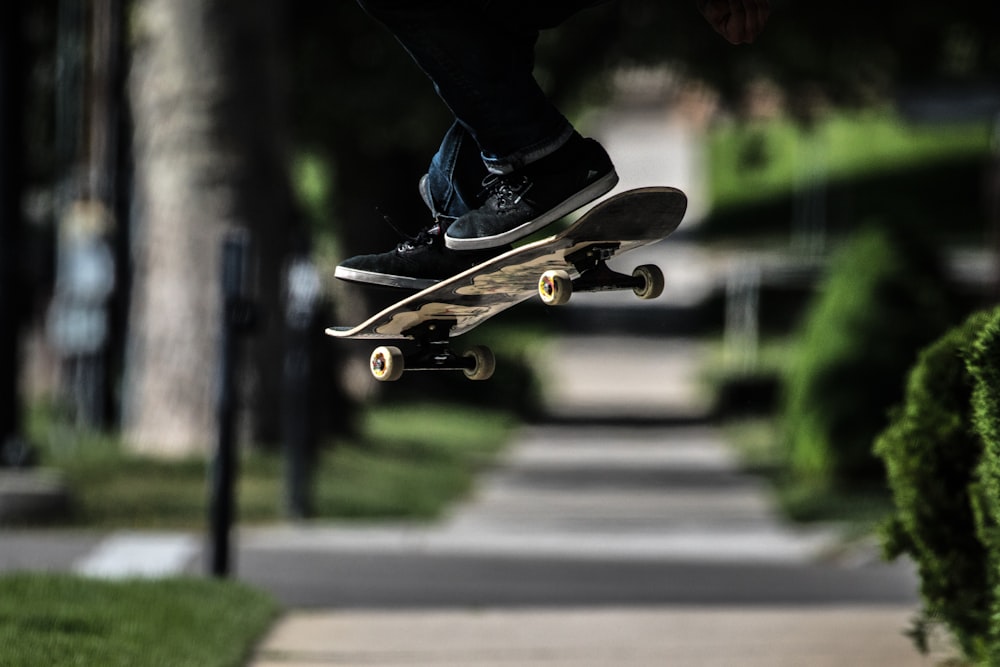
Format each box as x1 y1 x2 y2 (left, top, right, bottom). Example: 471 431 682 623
335 220 505 290
444 135 618 250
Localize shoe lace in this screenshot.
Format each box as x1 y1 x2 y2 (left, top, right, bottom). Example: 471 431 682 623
397 226 438 252
480 173 533 211
376 208 452 253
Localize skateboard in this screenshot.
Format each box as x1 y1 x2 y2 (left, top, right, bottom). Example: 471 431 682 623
327 186 687 381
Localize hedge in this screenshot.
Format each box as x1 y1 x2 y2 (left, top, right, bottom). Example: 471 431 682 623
876 306 1000 661
782 225 956 484
969 308 1000 664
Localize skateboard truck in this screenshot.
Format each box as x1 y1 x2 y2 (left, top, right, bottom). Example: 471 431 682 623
368 319 495 382
538 243 665 306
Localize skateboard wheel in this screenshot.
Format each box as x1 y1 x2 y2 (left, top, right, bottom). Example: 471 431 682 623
539 270 572 306
632 265 665 300
370 346 404 382
462 345 496 381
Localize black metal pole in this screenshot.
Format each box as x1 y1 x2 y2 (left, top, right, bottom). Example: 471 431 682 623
0 2 28 467
209 230 254 577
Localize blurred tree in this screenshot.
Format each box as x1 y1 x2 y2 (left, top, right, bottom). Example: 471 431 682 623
612 0 1000 104
124 0 295 455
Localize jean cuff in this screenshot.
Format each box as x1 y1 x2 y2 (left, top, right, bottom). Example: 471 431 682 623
481 125 576 175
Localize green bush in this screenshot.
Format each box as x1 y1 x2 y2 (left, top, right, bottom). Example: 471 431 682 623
970 308 1000 505
967 308 1000 663
782 225 956 484
875 310 995 660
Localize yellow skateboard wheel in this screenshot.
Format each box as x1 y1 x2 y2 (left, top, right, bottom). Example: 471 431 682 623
370 346 404 381
539 270 572 306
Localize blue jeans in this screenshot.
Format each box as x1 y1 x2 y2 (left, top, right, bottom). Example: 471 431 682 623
357 0 608 218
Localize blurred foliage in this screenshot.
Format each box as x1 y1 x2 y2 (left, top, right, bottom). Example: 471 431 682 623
27 401 514 526
700 111 996 252
781 226 960 485
707 112 994 212
875 308 1000 661
613 0 1000 102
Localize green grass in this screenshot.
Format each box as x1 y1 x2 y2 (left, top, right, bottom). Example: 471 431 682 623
0 573 278 667
722 416 893 531
27 402 515 528
706 342 894 529
311 404 515 518
708 111 993 211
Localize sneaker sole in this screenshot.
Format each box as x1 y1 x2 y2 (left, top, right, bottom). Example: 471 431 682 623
334 265 438 290
444 170 619 251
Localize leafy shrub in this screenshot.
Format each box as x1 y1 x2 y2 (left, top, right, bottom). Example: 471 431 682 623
970 308 1000 505
782 225 956 484
967 308 1000 662
875 311 994 660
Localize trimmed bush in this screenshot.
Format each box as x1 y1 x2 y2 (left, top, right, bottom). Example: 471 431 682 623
967 308 1000 663
970 308 1000 504
782 225 956 484
875 310 994 660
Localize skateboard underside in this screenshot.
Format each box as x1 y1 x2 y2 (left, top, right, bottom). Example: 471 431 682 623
327 187 687 381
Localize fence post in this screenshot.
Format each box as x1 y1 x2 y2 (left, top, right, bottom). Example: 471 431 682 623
209 229 255 577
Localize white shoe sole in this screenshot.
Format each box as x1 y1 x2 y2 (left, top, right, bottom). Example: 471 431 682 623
334 265 438 290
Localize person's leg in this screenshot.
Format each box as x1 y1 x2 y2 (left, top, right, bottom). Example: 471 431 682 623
337 0 618 286
423 121 488 220
335 120 502 290
357 0 618 250
357 0 575 173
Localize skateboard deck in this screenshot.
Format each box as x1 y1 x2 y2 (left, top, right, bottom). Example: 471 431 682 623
327 186 687 381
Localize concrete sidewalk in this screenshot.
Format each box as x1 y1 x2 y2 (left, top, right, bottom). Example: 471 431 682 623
253 606 935 667
244 337 936 666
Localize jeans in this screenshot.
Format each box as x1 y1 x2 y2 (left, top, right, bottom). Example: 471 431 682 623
357 0 609 218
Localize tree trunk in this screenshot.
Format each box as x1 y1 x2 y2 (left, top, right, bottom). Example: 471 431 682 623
124 0 291 456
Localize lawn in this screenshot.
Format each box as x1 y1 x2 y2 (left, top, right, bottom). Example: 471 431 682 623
707 110 994 211
0 573 278 667
27 402 516 528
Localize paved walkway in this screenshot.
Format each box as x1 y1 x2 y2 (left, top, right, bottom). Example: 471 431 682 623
254 607 935 667
247 336 935 666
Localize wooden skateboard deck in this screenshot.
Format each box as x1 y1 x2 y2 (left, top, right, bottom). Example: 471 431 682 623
327 186 687 380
